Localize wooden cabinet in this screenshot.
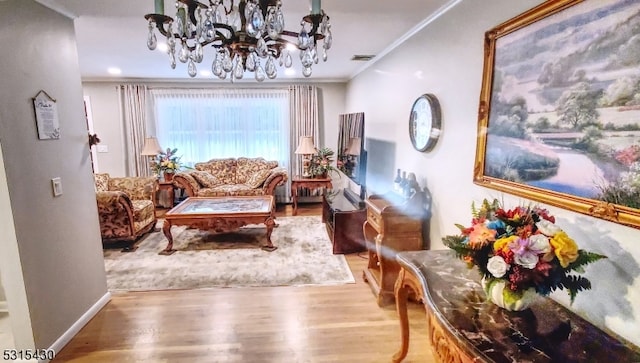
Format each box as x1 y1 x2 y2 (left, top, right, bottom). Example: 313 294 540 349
322 189 366 254
362 192 426 306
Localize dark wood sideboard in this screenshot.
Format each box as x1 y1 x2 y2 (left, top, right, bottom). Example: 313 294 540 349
322 189 366 254
392 250 640 363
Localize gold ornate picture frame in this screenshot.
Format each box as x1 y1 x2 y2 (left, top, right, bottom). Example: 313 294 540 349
474 0 640 228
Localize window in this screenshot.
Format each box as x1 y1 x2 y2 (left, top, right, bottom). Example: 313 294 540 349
150 88 290 170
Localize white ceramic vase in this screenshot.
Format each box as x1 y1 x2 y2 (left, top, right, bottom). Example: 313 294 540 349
481 278 539 311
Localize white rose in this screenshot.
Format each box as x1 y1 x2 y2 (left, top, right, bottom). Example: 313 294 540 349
536 220 562 236
487 256 509 278
528 234 551 254
515 253 539 269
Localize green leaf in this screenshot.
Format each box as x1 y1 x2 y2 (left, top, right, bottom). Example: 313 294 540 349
565 250 607 272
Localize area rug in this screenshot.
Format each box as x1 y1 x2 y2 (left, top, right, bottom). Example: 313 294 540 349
103 216 355 291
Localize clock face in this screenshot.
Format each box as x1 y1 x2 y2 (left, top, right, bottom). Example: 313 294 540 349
409 94 441 152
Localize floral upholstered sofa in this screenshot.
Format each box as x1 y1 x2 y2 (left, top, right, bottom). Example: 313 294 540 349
94 173 158 249
173 157 288 197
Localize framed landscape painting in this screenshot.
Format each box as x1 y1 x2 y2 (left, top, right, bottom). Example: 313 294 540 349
474 0 640 228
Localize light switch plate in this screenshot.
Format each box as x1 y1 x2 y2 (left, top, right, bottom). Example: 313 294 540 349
51 177 63 196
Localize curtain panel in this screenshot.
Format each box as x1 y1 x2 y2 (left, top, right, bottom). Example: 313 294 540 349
289 85 320 177
118 84 150 177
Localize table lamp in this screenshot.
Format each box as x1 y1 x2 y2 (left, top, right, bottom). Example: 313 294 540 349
141 136 163 175
295 136 316 177
344 137 361 177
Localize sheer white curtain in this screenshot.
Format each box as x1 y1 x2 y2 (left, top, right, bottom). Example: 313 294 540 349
150 88 291 201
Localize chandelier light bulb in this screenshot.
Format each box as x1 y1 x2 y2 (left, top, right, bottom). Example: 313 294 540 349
144 0 331 81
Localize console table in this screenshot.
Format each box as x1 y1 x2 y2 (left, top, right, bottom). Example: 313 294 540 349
392 250 640 363
322 189 366 254
291 176 332 215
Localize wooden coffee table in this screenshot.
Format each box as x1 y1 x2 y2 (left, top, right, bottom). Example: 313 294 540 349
160 196 277 255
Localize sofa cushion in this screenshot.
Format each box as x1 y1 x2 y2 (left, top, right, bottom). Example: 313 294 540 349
132 199 155 224
195 158 237 184
246 169 272 188
191 170 222 188
236 157 278 184
95 173 110 192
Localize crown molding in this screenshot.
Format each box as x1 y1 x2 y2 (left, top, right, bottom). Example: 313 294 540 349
35 0 77 19
350 0 462 80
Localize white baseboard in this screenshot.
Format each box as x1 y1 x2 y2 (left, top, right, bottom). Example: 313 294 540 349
42 292 111 363
0 300 8 312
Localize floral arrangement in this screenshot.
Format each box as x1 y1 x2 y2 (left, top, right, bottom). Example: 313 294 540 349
443 199 606 304
150 147 182 175
309 147 336 177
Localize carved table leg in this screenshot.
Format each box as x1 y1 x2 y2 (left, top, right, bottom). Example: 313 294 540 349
159 219 176 255
261 216 277 252
292 185 299 216
392 268 410 363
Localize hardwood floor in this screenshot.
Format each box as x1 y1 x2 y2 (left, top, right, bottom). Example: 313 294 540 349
53 203 435 362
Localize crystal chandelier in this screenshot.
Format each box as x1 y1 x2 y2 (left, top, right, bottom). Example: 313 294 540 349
145 0 332 81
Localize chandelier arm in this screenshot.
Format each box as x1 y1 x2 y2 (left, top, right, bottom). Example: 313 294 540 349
145 14 174 38
178 0 209 25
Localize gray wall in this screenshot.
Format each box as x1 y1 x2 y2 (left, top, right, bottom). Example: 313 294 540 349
346 0 640 347
0 0 108 348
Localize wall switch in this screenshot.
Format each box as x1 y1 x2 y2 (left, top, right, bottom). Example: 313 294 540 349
51 177 63 196
97 145 109 153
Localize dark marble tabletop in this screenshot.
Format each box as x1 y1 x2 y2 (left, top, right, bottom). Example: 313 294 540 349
397 250 640 363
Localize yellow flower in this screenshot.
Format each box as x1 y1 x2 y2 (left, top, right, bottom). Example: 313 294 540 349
549 231 578 268
494 235 518 253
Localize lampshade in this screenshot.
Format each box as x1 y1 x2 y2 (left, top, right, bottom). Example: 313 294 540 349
294 136 316 155
346 137 361 156
141 137 163 156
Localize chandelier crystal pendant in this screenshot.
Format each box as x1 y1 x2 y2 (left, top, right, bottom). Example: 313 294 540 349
145 0 332 82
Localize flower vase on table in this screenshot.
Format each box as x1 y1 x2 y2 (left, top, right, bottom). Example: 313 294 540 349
443 198 607 312
481 277 539 311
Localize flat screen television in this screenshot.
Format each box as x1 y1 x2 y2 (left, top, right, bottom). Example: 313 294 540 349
363 138 396 196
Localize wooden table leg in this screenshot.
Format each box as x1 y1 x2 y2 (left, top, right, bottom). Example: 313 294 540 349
159 219 176 255
262 216 277 252
292 186 299 216
392 268 410 363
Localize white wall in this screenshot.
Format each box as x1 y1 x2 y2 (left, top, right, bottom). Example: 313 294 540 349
0 0 108 349
346 0 640 347
83 82 346 176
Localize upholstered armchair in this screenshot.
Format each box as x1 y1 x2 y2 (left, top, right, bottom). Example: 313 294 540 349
94 173 158 250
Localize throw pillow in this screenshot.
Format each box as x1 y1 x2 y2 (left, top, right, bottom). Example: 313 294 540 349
94 173 109 192
191 171 222 188
246 169 272 188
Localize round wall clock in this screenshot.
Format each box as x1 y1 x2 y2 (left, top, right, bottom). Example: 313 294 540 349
409 93 442 152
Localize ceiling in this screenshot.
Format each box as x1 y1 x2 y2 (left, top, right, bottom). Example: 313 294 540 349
39 0 453 82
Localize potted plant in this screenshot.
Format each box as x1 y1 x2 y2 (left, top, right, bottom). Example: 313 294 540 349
309 147 336 178
150 147 182 181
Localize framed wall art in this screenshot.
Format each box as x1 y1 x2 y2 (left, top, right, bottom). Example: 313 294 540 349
474 0 640 228
32 90 60 140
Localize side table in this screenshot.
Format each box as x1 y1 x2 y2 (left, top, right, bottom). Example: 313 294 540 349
291 176 332 215
157 180 175 208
